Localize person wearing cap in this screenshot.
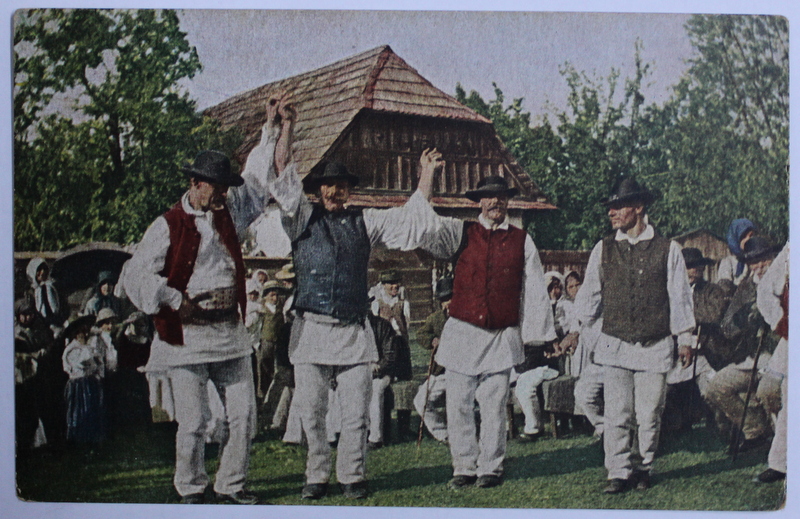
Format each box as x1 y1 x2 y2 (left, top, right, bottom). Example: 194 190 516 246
119 98 292 506
754 242 788 484
704 236 781 455
370 270 411 340
256 280 286 401
663 248 729 433
413 175 555 490
83 270 123 317
264 93 446 499
413 277 453 443
566 177 695 494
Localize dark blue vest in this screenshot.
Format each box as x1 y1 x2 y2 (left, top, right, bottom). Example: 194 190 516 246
292 206 371 324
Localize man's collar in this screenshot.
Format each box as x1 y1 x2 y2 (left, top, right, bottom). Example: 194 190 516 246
615 224 655 244
181 192 206 216
478 213 509 230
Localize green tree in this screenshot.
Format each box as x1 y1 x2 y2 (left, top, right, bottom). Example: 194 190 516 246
643 14 788 243
14 9 239 251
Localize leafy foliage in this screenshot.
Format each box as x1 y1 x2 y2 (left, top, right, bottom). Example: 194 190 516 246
14 9 240 250
457 17 788 249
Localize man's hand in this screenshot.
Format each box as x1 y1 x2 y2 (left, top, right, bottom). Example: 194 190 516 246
431 337 440 349
417 148 444 200
272 93 295 174
559 332 580 356
178 293 197 323
678 345 694 368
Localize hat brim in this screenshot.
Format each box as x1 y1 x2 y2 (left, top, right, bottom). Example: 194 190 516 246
181 167 245 187
600 192 655 207
685 258 716 269
302 173 360 193
464 187 519 203
741 245 781 264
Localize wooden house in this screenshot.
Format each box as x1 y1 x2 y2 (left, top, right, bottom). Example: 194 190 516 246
204 45 557 321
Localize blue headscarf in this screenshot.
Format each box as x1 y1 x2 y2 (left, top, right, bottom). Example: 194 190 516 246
726 218 756 277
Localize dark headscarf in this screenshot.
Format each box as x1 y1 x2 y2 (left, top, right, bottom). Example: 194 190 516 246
726 218 757 278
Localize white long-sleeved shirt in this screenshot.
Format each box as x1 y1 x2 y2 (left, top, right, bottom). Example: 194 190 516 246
265 127 448 365
121 125 278 370
426 213 556 376
574 225 695 373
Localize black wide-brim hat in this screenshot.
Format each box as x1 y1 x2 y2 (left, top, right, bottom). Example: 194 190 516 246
465 176 519 203
681 247 715 269
741 236 781 264
64 314 96 340
601 177 655 206
303 161 360 193
181 150 243 187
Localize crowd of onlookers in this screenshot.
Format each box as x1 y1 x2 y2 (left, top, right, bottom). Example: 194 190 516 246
14 216 788 487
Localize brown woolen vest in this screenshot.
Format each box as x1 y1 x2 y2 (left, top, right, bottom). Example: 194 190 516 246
449 222 527 330
600 233 672 344
152 201 247 345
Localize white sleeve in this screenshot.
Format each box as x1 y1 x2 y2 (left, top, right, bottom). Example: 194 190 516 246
757 243 789 330
573 241 604 327
520 236 557 344
363 190 463 255
667 241 696 345
120 217 184 315
269 161 313 243
227 123 282 235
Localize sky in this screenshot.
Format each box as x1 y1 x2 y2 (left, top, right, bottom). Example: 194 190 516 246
1 2 798 519
178 10 695 122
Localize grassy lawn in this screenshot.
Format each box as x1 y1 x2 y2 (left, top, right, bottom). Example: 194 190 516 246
16 415 785 510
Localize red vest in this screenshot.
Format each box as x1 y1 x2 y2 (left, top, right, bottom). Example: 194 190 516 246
776 280 788 340
449 222 527 330
152 201 247 345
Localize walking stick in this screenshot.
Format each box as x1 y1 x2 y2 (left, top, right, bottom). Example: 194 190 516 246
416 346 438 449
688 325 703 417
730 324 769 462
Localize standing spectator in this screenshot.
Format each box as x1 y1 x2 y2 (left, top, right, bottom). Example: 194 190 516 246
265 94 445 500
256 281 285 401
422 175 556 490
754 242 788 483
371 270 411 340
413 277 453 443
62 315 106 444
274 263 296 319
718 218 757 288
26 258 63 335
120 99 287 504
83 271 124 318
570 177 695 494
14 299 57 453
704 236 780 454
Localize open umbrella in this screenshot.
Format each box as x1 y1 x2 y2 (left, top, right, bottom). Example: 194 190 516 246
51 242 132 294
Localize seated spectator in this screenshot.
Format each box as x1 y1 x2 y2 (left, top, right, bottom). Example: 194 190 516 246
703 236 780 453
664 248 729 433
718 218 757 288
413 277 452 443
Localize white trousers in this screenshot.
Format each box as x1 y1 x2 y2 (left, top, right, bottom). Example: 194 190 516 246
603 366 666 480
413 373 448 442
446 369 510 477
294 363 372 485
767 374 787 473
169 356 255 496
574 363 605 436
514 367 559 435
369 375 392 444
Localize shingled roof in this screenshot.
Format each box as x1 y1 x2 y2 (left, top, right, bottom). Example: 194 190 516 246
204 45 552 210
